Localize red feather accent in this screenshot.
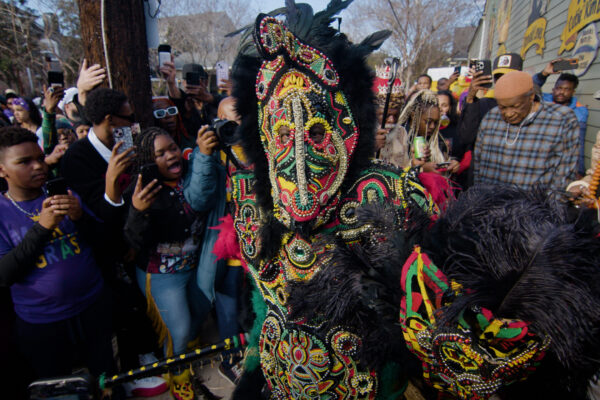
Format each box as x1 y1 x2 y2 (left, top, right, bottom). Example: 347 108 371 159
418 172 455 211
210 215 245 269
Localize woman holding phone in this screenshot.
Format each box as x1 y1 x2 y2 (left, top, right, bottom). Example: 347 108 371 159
123 127 211 400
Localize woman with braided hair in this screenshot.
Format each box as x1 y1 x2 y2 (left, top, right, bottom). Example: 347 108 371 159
398 89 459 175
123 127 212 400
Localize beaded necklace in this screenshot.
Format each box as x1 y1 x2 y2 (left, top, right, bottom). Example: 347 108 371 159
504 101 537 146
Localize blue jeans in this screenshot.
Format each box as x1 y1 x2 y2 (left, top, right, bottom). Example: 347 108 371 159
214 264 242 344
136 268 211 355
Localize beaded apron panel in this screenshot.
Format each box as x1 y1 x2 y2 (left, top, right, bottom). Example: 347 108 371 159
232 165 436 399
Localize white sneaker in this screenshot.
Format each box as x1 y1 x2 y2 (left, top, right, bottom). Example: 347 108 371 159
122 376 168 398
122 353 168 398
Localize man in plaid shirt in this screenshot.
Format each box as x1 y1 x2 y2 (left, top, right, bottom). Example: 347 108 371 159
474 71 578 190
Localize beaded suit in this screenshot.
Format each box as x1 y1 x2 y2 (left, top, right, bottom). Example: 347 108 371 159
229 4 600 400
230 9 436 400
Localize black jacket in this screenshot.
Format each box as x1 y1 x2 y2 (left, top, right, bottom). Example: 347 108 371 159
59 136 127 226
457 97 497 155
123 182 205 272
457 97 498 188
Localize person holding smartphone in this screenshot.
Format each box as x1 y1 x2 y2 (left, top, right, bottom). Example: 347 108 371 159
458 53 523 189
533 59 588 177
60 88 136 222
123 127 213 400
396 90 455 176
159 61 223 139
0 127 115 386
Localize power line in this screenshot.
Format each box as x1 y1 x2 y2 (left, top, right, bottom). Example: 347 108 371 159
386 0 403 33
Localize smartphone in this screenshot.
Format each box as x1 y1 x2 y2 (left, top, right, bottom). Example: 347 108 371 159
113 126 134 154
215 61 229 85
46 177 68 196
469 59 492 88
453 66 461 75
553 59 578 72
140 163 162 187
185 71 200 85
158 44 171 68
47 71 64 88
436 162 451 168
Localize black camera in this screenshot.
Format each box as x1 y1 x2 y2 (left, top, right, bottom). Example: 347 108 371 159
209 119 240 147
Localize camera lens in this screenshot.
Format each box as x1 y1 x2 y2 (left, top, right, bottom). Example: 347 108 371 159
212 119 240 146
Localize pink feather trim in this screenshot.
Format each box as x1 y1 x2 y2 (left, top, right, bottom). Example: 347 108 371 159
418 172 455 211
210 215 246 270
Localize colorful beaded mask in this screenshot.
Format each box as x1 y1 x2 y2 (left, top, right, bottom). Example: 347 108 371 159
254 16 359 228
399 247 550 400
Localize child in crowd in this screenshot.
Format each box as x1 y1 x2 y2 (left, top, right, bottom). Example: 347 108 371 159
0 127 114 384
124 127 211 400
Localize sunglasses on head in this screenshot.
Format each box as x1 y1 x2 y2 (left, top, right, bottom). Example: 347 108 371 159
153 106 178 119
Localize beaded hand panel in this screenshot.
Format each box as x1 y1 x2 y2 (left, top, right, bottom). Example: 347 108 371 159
399 247 550 400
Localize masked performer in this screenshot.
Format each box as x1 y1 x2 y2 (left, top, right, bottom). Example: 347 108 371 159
228 1 438 398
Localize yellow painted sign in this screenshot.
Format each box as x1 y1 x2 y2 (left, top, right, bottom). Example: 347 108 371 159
521 18 547 58
560 0 600 55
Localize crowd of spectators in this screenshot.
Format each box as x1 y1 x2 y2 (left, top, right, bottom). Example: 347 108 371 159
376 53 587 198
0 50 594 400
0 59 244 400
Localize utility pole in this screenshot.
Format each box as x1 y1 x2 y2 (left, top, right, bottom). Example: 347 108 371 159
76 0 153 128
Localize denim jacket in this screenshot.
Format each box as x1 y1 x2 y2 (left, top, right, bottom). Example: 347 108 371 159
183 148 227 302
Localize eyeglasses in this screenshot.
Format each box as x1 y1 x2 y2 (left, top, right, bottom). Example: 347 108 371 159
153 106 178 119
113 113 136 123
